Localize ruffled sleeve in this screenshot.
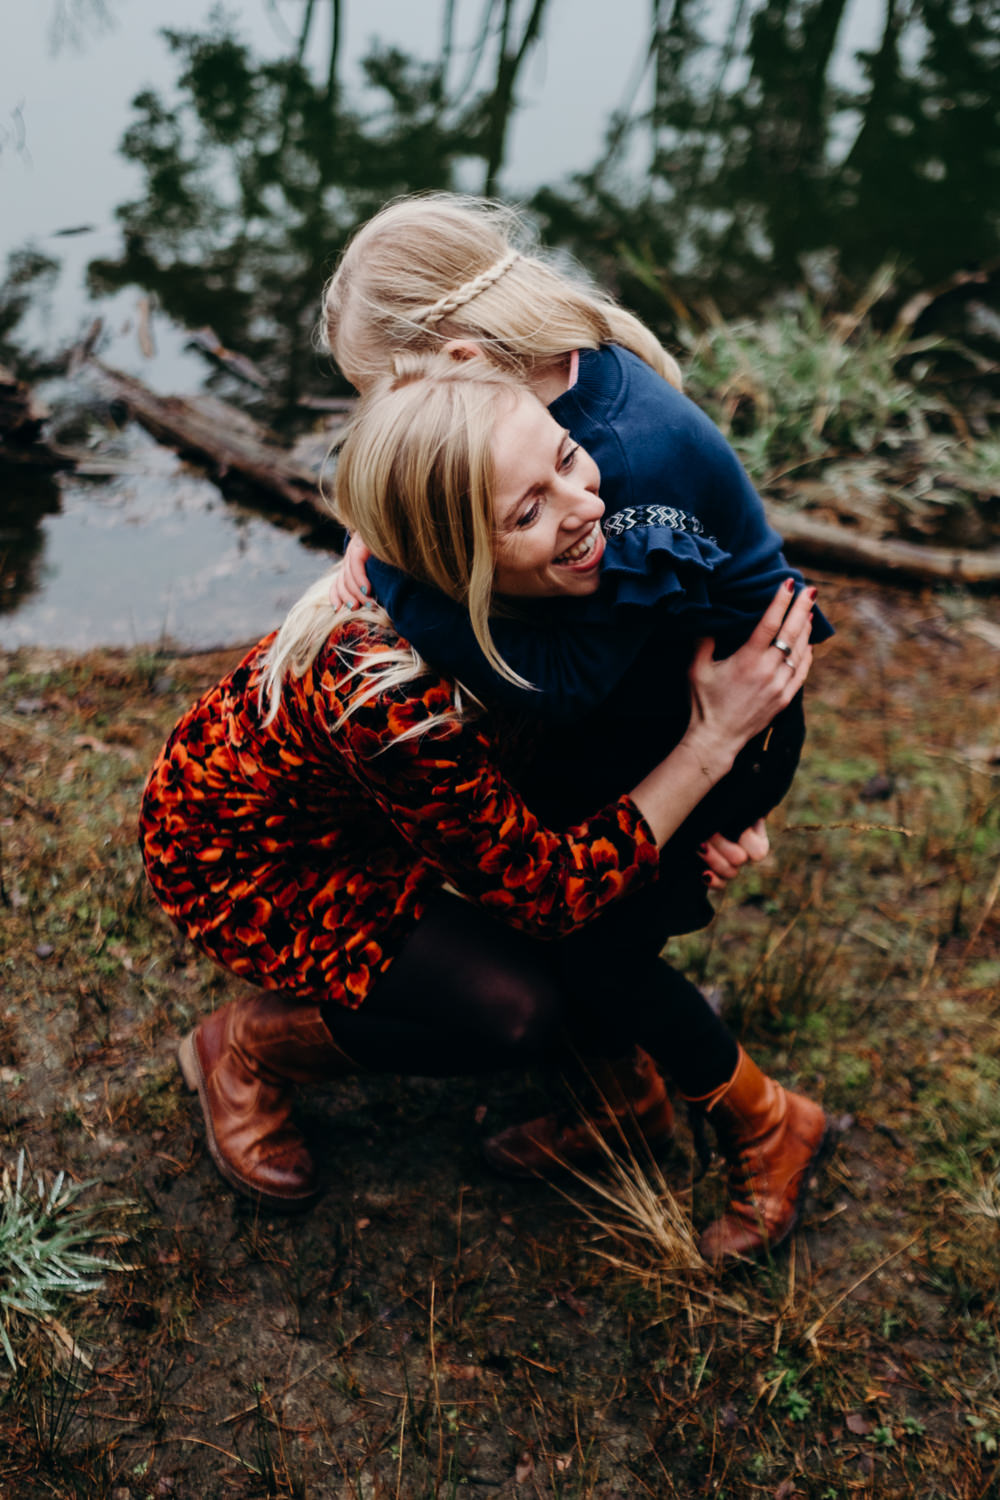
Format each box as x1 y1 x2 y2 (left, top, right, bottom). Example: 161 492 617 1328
597 503 732 612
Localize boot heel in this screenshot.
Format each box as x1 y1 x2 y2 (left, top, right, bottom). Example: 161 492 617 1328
178 1031 200 1093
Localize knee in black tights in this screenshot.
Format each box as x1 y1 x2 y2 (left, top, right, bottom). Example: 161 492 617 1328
329 894 567 1076
466 964 563 1060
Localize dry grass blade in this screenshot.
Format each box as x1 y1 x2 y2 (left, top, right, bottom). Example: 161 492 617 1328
959 1173 1000 1222
801 1235 920 1348
964 859 1000 956
785 820 912 835
542 1096 766 1323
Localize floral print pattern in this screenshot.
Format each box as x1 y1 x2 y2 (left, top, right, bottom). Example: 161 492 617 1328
140 619 659 1008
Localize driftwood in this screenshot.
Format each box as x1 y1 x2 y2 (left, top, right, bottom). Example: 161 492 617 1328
89 358 346 533
767 503 1000 586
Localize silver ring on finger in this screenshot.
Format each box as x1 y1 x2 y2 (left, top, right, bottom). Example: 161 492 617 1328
771 635 793 659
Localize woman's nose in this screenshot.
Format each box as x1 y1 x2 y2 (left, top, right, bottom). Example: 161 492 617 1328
561 485 604 528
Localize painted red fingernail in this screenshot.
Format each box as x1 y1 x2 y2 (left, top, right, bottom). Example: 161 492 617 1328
807 586 818 600
702 871 714 884
785 578 795 592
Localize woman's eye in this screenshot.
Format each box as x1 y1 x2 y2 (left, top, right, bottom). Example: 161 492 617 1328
559 444 579 472
515 501 541 529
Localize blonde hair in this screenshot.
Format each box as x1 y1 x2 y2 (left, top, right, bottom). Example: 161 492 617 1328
323 193 682 392
259 354 530 725
257 566 469 739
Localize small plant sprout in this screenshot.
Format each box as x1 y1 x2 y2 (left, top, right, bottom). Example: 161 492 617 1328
0 1151 130 1367
869 1424 896 1449
967 1413 1000 1455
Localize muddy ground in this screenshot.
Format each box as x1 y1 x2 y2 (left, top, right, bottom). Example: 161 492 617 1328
0 572 998 1499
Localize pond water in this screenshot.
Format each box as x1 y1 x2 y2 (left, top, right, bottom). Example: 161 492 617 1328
2 0 997 648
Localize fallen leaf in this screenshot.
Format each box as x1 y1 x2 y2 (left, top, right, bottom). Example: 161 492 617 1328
554 1286 587 1317
514 1452 534 1484
73 733 138 763
846 1412 873 1436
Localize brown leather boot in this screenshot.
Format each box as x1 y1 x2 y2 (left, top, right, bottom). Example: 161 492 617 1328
482 1047 675 1177
178 994 355 1212
687 1046 831 1265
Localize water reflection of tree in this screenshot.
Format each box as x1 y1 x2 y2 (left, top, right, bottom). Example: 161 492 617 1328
0 470 62 619
85 0 998 410
0 249 61 376
86 3 551 422
540 0 1000 332
0 250 64 619
48 0 119 55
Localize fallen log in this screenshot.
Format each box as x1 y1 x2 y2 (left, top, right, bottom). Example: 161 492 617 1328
88 358 346 533
768 503 1000 586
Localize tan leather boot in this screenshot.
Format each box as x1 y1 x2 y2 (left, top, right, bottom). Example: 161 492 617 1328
482 1047 675 1177
687 1046 831 1264
178 995 356 1211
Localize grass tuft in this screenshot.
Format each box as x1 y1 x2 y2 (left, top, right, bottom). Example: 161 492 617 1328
679 280 1000 554
681 281 947 483
0 1151 129 1368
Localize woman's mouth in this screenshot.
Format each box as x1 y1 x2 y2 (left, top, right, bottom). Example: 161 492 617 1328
554 521 603 569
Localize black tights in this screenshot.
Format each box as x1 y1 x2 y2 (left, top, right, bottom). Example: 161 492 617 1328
323 895 565 1075
323 892 737 1097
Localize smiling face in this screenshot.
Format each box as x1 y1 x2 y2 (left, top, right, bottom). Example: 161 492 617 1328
490 391 605 599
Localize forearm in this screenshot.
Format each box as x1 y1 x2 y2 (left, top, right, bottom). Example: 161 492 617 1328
629 730 736 847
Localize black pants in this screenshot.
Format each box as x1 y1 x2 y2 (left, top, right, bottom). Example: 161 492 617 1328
323 891 737 1097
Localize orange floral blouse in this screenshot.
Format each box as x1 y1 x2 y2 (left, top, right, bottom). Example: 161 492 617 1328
139 618 660 1007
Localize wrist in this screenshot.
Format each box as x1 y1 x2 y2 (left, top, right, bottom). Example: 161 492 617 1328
677 729 736 787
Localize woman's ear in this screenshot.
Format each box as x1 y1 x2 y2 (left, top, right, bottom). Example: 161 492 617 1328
441 339 483 363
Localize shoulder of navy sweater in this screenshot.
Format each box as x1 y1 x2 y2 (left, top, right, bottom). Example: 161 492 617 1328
558 344 752 511
367 553 411 609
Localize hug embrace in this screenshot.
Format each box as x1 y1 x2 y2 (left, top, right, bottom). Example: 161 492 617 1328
140 194 834 1265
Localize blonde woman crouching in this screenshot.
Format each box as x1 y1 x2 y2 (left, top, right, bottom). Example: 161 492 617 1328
140 355 826 1264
